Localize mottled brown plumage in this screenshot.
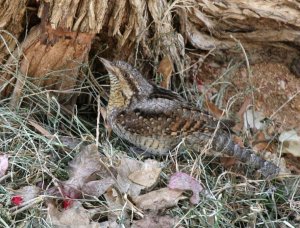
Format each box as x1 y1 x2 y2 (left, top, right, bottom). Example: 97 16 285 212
101 58 280 178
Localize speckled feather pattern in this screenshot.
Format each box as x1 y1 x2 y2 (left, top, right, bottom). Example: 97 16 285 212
102 59 280 178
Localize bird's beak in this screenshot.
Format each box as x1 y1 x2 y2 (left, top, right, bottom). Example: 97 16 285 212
100 58 115 73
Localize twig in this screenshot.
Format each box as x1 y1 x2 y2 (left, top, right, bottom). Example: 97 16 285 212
96 95 101 147
230 35 257 131
270 90 300 119
0 217 10 228
230 35 251 77
0 172 11 183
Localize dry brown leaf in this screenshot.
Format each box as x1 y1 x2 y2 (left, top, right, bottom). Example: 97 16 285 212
82 178 115 197
128 159 161 188
233 96 252 132
117 157 161 197
232 135 244 147
237 96 252 119
284 154 300 175
47 201 99 228
158 56 173 89
116 157 143 197
28 120 53 139
61 144 111 199
29 119 82 150
104 187 130 225
0 154 8 177
132 188 185 211
132 214 181 228
220 157 238 169
204 96 224 118
99 221 120 228
252 131 274 152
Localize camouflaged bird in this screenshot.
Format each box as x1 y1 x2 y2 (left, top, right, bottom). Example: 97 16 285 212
101 58 279 178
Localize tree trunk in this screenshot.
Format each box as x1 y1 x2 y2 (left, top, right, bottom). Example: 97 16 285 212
0 0 28 62
0 0 299 107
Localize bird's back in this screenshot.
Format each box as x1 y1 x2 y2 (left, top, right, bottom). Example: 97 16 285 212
111 97 227 154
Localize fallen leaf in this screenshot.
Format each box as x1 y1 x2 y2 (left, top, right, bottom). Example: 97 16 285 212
232 135 244 147
61 144 111 199
233 96 252 132
132 214 181 228
158 56 173 89
104 187 130 225
0 154 8 177
128 159 161 188
252 131 274 152
47 201 99 227
99 221 120 228
11 186 41 206
82 178 115 197
168 172 203 204
116 158 143 197
237 96 252 119
117 157 161 197
132 188 185 211
284 154 300 175
220 157 238 169
279 130 300 157
28 119 53 139
204 96 224 118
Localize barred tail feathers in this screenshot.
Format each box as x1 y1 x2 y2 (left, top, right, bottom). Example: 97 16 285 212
212 131 279 178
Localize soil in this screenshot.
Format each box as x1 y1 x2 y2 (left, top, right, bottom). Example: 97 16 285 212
196 60 300 174
233 63 300 133
199 61 300 134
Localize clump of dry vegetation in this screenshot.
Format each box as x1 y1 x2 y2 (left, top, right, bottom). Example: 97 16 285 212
0 54 299 227
0 0 300 227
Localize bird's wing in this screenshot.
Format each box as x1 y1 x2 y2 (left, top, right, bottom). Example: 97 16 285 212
116 85 234 137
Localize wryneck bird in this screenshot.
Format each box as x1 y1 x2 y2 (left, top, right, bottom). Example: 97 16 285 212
100 58 279 178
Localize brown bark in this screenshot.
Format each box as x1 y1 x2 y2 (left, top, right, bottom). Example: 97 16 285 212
0 0 300 107
8 24 94 106
0 0 28 62
178 1 300 58
1 1 102 106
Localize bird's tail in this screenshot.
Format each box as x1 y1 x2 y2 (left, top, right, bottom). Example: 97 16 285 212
212 131 280 178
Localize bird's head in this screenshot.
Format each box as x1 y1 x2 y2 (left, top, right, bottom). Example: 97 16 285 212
100 59 152 111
